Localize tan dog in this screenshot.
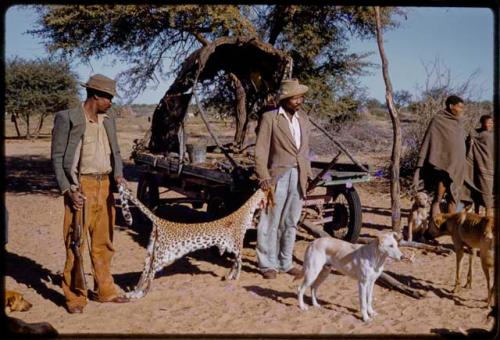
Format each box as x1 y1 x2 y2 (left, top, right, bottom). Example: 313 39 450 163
5 290 32 313
5 290 58 336
407 192 430 242
433 211 495 306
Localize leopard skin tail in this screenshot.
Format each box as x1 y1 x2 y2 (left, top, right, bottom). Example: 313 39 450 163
118 185 133 226
118 186 162 299
126 222 159 299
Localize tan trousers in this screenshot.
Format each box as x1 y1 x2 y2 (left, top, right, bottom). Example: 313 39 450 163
62 175 119 309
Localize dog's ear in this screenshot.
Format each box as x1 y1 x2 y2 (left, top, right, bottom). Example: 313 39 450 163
429 214 447 234
375 233 385 245
422 193 429 205
391 231 403 243
432 214 441 226
6 295 14 310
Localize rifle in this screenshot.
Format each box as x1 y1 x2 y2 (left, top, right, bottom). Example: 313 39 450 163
70 205 87 292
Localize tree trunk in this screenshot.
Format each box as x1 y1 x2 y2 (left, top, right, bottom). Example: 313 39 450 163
194 33 209 46
375 7 402 235
25 115 31 139
268 6 296 45
229 73 247 149
11 114 21 137
33 114 46 140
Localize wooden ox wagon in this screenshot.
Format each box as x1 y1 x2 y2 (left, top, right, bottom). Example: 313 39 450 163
130 36 370 242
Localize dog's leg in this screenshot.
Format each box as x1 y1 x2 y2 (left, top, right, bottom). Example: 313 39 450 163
366 278 378 318
452 247 465 293
311 265 331 308
298 280 311 311
482 259 492 306
407 216 414 242
298 248 326 311
480 244 494 307
298 260 324 311
465 249 475 289
359 281 371 322
488 269 496 308
298 270 319 311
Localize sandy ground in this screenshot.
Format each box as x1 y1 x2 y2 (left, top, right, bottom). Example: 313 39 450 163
4 116 497 337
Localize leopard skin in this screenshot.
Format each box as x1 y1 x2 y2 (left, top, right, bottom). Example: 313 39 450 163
119 186 267 299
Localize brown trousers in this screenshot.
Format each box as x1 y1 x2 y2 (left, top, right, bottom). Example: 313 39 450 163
62 175 119 309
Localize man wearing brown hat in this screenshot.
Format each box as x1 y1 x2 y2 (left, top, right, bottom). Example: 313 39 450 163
51 74 129 313
254 78 313 279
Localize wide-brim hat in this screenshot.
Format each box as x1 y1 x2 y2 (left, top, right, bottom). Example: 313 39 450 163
81 74 117 97
278 78 309 101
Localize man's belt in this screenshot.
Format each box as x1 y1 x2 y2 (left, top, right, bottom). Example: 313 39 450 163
80 173 110 181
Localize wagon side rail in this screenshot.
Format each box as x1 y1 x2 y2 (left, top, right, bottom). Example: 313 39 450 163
309 161 371 187
133 152 234 185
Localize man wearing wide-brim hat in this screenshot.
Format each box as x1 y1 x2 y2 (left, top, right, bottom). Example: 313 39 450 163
254 78 313 279
51 74 129 314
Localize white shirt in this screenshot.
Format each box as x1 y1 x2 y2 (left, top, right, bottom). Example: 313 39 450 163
278 106 301 149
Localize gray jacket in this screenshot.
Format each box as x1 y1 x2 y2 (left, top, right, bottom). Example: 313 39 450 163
51 104 123 194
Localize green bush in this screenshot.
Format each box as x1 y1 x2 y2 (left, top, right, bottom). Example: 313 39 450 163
6 57 79 138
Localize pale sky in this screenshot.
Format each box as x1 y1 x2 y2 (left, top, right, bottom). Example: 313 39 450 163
5 5 495 104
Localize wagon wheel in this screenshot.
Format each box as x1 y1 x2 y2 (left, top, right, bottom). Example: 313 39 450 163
322 186 362 242
137 173 160 211
207 193 228 219
207 190 251 219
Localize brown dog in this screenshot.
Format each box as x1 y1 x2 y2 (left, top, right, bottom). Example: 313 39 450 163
433 211 494 306
5 290 32 313
5 290 58 336
407 192 430 242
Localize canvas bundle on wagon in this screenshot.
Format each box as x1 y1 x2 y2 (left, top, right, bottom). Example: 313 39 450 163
130 36 370 243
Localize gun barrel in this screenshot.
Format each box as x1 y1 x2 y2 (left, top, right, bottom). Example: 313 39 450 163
70 209 87 292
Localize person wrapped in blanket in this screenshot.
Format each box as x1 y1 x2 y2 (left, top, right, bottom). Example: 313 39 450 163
413 95 467 239
461 114 494 216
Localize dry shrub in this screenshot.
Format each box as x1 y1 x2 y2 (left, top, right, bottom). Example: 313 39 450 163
311 113 392 158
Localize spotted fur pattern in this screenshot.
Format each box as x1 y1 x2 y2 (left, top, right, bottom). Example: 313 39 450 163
120 187 267 299
118 184 133 226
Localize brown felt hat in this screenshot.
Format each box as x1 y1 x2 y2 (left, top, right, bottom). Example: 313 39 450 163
81 74 117 97
278 78 309 101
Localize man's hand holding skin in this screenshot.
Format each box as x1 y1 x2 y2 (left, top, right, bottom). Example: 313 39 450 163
259 179 272 191
115 175 128 189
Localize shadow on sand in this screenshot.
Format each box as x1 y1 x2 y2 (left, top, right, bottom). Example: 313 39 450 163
5 155 59 196
5 251 65 308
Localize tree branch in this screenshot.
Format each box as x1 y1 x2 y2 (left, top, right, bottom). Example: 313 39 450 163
194 32 209 46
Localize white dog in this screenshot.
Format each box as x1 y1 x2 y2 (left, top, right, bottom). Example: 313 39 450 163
296 232 403 322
